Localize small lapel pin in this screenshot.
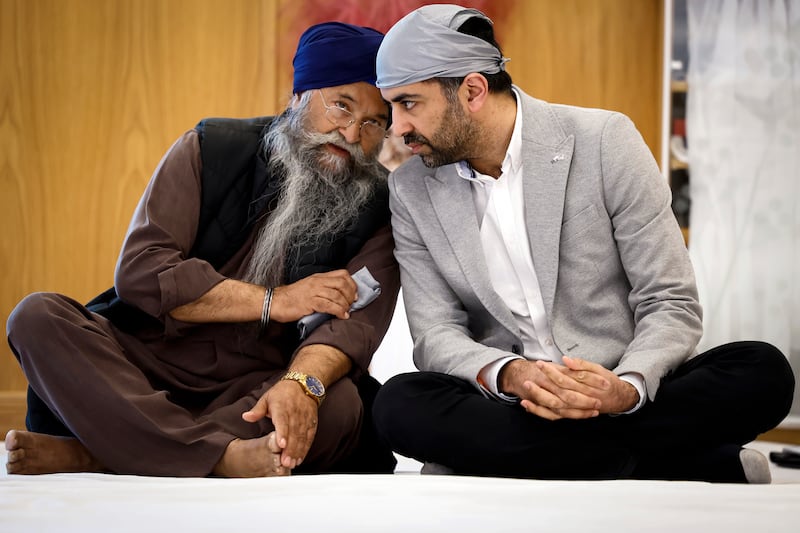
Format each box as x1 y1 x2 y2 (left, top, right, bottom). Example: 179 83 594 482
551 154 565 164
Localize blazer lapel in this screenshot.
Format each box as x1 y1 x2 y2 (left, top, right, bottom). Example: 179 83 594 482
519 93 575 316
426 166 519 335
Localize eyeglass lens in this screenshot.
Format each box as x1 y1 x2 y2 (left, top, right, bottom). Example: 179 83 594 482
319 91 386 139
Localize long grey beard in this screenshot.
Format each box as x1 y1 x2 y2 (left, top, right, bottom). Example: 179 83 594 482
243 99 388 287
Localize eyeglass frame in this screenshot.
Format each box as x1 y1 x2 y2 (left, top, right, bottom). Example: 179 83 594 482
317 90 388 140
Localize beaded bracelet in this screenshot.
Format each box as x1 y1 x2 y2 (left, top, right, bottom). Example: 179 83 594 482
260 287 274 333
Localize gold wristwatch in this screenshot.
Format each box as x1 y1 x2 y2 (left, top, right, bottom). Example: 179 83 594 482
281 371 326 406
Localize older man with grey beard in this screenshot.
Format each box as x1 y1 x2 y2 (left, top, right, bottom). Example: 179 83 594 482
5 21 399 478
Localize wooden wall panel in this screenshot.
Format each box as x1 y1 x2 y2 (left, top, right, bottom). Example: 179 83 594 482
0 0 281 396
501 0 663 157
0 0 663 434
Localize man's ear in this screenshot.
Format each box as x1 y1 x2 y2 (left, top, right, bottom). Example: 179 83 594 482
462 73 489 112
290 92 303 110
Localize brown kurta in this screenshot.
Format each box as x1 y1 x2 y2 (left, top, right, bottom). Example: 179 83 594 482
7 129 400 476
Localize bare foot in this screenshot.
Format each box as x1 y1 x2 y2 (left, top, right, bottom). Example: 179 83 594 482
5 429 106 475
212 432 289 478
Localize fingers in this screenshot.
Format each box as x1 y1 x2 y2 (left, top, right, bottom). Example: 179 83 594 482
241 396 269 423
563 357 641 413
529 364 601 410
308 288 354 319
504 358 609 420
537 359 610 393
267 432 291 476
517 357 641 419
562 355 608 377
514 358 604 420
280 414 318 469
520 398 600 421
521 378 600 417
259 381 319 470
309 270 358 313
272 269 358 322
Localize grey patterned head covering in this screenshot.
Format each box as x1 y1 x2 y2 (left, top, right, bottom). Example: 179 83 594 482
376 4 509 89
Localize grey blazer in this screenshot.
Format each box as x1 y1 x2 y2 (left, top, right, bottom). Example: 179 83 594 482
388 88 702 400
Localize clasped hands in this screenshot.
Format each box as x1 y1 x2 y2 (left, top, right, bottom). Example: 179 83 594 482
500 356 640 420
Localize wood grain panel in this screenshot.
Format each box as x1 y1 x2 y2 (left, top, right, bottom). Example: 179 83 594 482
0 0 281 391
501 0 663 157
0 392 26 437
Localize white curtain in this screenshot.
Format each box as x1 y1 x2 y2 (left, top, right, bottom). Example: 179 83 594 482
686 0 800 417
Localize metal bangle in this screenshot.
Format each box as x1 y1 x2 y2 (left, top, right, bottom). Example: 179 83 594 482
260 287 274 333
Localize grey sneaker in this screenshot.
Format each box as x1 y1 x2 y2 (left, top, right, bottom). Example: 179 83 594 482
420 462 455 475
739 448 771 484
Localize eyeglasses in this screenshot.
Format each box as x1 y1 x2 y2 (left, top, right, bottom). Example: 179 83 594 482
318 90 387 141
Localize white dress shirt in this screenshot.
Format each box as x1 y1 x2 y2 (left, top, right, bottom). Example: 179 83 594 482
457 89 646 413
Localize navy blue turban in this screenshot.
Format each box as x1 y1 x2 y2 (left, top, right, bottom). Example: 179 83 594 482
292 22 384 93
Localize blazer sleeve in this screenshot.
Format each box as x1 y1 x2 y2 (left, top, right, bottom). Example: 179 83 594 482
600 112 703 398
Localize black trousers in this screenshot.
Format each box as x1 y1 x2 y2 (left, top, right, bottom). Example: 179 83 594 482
373 341 795 481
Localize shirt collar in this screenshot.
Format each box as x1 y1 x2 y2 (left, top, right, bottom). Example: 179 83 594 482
505 87 523 175
456 88 523 182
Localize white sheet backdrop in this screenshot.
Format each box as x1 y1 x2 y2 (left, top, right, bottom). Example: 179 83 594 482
686 0 800 417
370 290 416 384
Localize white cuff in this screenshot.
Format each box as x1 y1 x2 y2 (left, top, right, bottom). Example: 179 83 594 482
478 356 523 403
616 373 647 414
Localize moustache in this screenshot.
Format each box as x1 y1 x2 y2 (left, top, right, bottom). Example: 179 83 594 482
403 134 429 146
307 131 360 157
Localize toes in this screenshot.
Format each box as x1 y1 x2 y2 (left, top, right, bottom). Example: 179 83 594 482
5 430 21 450
266 432 282 454
266 432 289 476
6 448 25 474
7 448 25 463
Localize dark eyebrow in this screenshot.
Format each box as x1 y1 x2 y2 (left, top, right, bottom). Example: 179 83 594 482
389 92 421 103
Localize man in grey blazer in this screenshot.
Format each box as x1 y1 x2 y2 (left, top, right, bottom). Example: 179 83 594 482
372 4 794 482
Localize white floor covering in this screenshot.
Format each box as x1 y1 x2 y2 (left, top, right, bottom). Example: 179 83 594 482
5 295 800 531
2 440 799 532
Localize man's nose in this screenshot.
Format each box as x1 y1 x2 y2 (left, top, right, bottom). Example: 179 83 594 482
386 121 410 140
386 124 398 137
339 122 361 144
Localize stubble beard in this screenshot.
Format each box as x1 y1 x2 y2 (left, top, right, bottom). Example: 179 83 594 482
407 97 479 168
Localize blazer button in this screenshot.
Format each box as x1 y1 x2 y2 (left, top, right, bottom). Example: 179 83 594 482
511 344 521 355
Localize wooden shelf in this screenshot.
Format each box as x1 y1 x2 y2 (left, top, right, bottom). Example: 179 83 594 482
670 156 689 170
671 79 688 92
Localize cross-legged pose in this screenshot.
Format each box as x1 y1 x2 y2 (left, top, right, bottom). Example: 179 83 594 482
7 21 399 477
372 4 794 483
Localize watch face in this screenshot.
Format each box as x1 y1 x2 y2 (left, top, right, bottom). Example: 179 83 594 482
305 375 325 396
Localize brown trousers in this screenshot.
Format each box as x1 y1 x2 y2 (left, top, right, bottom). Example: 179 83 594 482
7 292 363 476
